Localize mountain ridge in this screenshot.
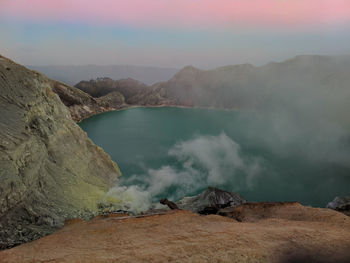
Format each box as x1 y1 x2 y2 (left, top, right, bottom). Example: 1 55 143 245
70 55 350 122
28 64 179 86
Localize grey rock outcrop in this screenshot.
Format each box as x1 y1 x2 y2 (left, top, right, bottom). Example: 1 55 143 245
0 55 121 249
75 77 175 108
176 187 246 214
50 79 112 122
327 197 350 216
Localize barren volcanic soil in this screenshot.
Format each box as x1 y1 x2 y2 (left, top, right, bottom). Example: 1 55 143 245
1 203 350 263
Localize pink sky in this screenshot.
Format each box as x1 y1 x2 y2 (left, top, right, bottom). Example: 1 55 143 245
1 0 350 28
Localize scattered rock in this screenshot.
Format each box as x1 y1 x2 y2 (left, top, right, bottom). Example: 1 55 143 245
160 199 180 210
97 202 131 215
327 196 350 216
176 187 246 214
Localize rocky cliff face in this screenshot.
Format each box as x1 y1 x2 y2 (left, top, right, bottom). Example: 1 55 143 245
75 77 175 110
49 80 112 122
75 77 148 99
0 55 121 249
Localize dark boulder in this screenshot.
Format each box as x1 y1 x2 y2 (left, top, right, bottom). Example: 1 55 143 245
176 187 246 214
327 197 350 216
160 199 180 210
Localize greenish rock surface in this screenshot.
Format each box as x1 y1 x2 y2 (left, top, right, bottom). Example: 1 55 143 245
0 55 121 249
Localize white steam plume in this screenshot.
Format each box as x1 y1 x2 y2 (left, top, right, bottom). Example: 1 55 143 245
102 133 263 213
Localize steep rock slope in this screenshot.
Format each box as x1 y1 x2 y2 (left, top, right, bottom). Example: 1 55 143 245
49 80 112 122
0 55 121 249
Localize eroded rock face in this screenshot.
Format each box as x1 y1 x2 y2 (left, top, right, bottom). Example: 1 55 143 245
75 77 176 109
327 197 350 216
75 77 148 100
0 55 121 249
49 80 112 122
96 91 126 109
176 187 246 214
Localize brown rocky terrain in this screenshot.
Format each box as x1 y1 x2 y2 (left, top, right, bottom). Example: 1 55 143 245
1 203 350 263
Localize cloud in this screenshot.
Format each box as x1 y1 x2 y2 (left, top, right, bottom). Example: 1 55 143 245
168 133 261 187
1 0 349 29
144 133 263 199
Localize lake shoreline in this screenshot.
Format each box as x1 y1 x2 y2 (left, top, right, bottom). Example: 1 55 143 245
77 103 246 123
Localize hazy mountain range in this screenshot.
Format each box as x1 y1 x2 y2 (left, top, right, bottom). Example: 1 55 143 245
73 55 350 169
27 64 179 86
73 55 350 127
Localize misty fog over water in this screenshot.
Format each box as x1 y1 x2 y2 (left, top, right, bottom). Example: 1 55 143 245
79 106 350 212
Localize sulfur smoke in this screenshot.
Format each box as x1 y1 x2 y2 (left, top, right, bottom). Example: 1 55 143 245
102 133 262 213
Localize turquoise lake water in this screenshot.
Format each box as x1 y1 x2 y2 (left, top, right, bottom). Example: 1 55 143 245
79 107 350 207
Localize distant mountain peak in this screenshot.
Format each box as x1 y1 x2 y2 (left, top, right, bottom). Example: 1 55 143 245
88 77 145 85
214 63 255 72
173 65 203 80
284 54 333 65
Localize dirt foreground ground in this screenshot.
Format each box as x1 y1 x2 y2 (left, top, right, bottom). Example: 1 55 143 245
1 203 350 263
